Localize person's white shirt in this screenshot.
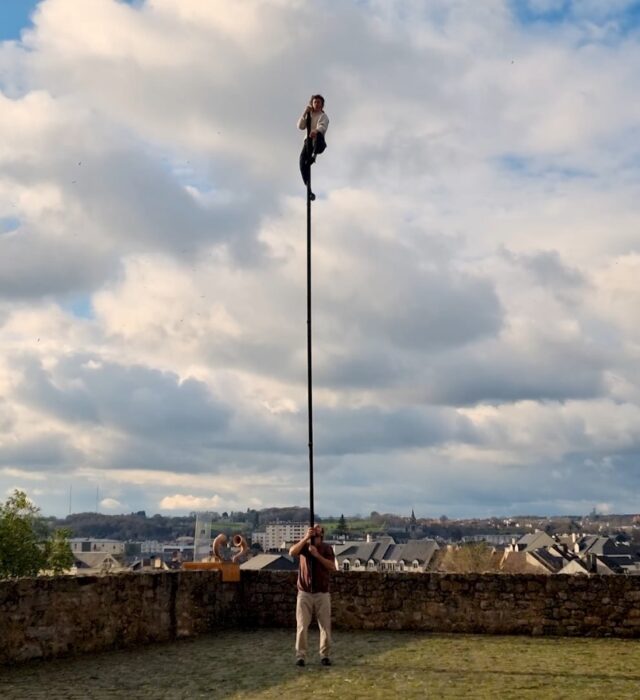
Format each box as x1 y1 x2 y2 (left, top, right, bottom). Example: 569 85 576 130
297 110 329 135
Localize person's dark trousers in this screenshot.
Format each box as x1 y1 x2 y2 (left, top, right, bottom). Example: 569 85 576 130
299 133 327 186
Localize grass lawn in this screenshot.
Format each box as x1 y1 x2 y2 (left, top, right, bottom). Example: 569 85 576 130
1 629 639 699
322 518 380 535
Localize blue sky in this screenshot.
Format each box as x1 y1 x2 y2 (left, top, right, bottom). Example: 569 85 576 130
511 0 640 28
0 0 38 40
1 1 640 519
4 1 640 41
0 0 140 40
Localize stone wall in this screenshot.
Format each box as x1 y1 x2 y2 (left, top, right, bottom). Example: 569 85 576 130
241 571 640 637
2 570 640 665
0 571 240 664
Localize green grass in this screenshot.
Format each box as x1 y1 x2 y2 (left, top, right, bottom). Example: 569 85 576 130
2 629 639 699
322 519 381 534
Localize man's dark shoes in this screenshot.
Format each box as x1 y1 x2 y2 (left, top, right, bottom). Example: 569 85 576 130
321 657 332 667
296 658 305 667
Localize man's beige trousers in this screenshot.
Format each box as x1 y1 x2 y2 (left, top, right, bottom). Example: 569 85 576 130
295 591 332 659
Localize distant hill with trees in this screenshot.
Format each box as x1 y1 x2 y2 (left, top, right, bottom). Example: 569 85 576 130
44 507 312 541
41 506 639 544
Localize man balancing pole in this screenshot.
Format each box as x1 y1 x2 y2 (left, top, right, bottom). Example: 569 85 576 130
298 95 329 201
292 93 334 668
289 524 338 667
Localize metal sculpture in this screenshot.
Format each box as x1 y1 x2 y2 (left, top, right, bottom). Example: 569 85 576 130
183 532 248 582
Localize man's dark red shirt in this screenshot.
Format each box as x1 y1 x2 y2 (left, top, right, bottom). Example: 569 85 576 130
296 542 335 593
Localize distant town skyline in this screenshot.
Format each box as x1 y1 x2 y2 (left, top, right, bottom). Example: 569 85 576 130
43 498 634 521
2 1 640 518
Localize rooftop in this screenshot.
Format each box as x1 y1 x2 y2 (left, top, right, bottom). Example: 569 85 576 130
2 629 639 699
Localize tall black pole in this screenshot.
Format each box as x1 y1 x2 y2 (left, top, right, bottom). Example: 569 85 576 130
306 113 315 528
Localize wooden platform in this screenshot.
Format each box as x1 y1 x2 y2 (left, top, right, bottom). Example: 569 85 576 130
182 561 241 582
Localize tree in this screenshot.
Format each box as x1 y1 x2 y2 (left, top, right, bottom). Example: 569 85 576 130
0 490 47 578
436 542 501 574
44 528 75 575
0 490 74 579
336 514 348 536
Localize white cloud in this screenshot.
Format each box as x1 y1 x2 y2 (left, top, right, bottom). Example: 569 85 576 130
0 468 46 481
100 497 124 511
0 0 639 517
159 493 222 510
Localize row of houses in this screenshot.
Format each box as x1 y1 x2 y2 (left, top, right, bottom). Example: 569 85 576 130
71 551 183 575
239 537 440 574
66 538 193 575
244 532 640 576
65 530 640 576
502 532 640 575
67 537 441 576
333 537 439 572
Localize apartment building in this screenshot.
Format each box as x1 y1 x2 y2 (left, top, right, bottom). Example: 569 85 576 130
252 521 308 551
69 538 125 555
